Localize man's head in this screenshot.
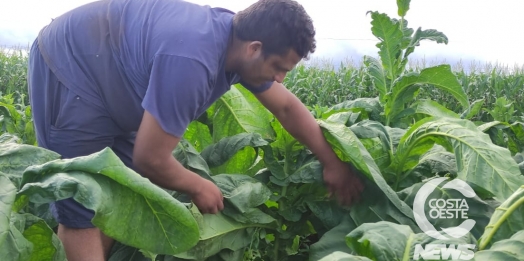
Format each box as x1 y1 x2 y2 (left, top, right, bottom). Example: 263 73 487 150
230 0 316 86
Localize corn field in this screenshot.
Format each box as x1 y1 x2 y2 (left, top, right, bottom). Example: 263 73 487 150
2 47 524 129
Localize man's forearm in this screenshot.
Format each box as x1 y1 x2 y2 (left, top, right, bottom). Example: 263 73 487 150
134 156 202 195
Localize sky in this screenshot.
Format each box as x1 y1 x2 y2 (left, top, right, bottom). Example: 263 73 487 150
1 0 523 69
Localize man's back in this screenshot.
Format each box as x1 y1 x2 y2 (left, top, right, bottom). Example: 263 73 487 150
37 0 236 135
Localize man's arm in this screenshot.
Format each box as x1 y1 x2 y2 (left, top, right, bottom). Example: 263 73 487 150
255 82 364 205
133 110 224 214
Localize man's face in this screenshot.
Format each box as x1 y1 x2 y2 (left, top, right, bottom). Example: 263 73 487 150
239 44 301 87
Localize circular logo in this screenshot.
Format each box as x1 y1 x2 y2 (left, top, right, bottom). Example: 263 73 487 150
413 177 476 240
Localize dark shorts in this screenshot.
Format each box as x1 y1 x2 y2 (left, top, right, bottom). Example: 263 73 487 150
28 40 138 229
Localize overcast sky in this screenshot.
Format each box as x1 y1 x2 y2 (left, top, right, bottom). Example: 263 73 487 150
1 0 523 69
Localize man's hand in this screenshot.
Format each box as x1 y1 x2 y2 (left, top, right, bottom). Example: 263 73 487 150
134 110 224 214
323 159 364 206
254 83 365 206
188 178 224 214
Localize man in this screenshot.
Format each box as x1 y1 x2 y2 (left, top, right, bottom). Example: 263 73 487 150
28 0 364 260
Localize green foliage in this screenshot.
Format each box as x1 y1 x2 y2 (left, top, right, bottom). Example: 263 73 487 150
0 47 29 98
2 1 524 260
0 93 35 145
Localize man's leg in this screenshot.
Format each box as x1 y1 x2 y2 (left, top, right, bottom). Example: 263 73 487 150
57 226 114 261
28 40 123 261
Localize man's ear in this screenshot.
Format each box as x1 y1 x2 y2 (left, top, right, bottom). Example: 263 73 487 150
246 41 263 59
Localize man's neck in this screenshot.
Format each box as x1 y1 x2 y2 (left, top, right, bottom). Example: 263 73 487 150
224 31 243 73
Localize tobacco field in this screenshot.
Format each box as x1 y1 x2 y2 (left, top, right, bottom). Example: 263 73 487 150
2 0 524 260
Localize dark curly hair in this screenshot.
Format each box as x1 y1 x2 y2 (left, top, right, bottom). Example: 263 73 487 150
233 0 316 60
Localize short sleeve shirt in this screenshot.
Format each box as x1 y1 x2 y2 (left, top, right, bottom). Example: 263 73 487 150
37 0 273 137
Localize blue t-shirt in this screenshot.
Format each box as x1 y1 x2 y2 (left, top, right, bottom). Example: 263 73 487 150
37 0 272 137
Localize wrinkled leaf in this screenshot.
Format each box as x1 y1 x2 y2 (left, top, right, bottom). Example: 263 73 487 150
213 174 272 214
478 186 524 250
474 230 524 260
201 133 268 175
318 120 418 230
346 221 476 261
211 84 274 141
391 117 524 201
368 11 403 81
18 148 199 255
309 216 357 261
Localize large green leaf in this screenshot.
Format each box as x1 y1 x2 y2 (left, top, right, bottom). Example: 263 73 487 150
0 174 32 261
396 144 457 190
461 99 485 120
309 216 357 261
174 206 275 260
318 120 418 230
17 148 199 255
213 174 272 214
18 213 66 261
474 230 524 260
478 186 524 250
386 65 469 124
363 56 387 103
414 99 460 119
397 178 495 240
403 28 448 60
211 84 274 142
201 133 268 175
0 136 60 188
183 121 213 152
346 221 477 261
396 0 411 17
108 243 151 261
368 12 403 81
330 97 383 122
349 120 393 170
173 139 213 180
325 111 363 127
390 117 524 200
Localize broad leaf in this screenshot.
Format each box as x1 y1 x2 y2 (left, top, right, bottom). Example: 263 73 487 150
386 65 469 124
478 186 524 250
390 117 524 200
211 84 274 141
330 97 383 122
18 213 66 261
403 28 448 60
474 230 524 260
309 216 357 261
349 120 393 170
201 133 268 175
326 111 363 126
398 178 495 240
18 148 199 255
0 137 60 188
414 99 460 119
397 144 457 190
173 139 213 180
174 206 276 260
0 174 32 261
363 56 387 103
346 221 476 261
396 0 411 17
213 174 272 214
461 99 485 120
368 12 403 81
318 120 418 230
183 121 213 152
